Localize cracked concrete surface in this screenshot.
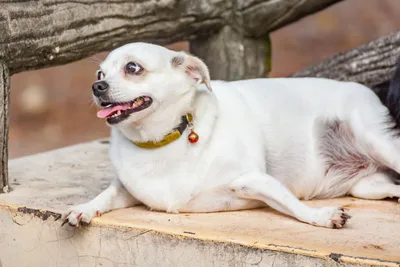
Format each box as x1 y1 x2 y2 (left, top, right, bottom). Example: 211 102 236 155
0 140 400 267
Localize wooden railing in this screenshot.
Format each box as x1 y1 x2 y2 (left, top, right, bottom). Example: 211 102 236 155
0 0 399 192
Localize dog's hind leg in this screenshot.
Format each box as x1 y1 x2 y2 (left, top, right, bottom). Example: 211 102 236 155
230 172 351 229
363 132 400 174
349 106 400 176
349 172 400 201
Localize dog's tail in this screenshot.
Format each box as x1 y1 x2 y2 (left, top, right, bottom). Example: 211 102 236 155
384 57 400 184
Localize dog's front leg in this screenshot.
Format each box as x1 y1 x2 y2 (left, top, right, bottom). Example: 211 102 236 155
229 173 351 228
62 179 140 227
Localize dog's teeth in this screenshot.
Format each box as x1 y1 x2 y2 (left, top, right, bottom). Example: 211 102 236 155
116 110 121 115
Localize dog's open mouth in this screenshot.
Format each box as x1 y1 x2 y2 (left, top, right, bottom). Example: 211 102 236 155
97 96 153 124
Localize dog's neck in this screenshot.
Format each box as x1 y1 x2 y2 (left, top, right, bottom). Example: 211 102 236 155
117 88 217 145
118 107 191 144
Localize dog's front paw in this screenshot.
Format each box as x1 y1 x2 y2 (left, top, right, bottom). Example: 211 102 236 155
61 203 101 227
311 207 351 229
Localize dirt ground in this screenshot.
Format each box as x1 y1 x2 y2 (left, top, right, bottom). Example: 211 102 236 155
8 0 400 158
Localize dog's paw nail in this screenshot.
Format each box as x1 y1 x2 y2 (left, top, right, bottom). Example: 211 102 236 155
331 209 351 229
313 207 351 229
54 214 62 221
61 219 69 227
61 204 97 227
341 213 351 220
68 222 78 227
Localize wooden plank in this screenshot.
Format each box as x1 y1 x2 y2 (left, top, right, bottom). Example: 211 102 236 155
292 31 400 99
237 0 343 36
0 0 342 75
1 141 399 265
0 62 9 193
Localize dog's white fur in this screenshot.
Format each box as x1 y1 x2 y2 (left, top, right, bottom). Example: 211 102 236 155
64 43 400 228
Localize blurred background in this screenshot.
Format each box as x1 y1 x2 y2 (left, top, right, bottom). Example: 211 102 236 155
9 0 400 159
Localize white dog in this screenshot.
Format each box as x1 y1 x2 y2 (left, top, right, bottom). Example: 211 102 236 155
63 42 400 229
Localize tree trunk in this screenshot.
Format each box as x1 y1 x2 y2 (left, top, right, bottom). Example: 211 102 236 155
190 26 270 81
237 0 343 36
0 0 342 75
292 31 400 93
0 62 9 193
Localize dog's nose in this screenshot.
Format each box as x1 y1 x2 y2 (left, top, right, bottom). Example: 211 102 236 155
92 81 109 97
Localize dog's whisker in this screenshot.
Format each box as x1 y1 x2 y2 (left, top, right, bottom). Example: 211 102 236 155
88 99 96 107
87 55 103 64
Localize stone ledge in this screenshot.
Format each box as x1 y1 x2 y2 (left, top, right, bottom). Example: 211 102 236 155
0 140 399 267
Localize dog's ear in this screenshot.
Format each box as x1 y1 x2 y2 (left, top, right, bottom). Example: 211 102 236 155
171 53 212 92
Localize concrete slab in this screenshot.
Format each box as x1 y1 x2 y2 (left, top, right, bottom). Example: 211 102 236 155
0 140 399 267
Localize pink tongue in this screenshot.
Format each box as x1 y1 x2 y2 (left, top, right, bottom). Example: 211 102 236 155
97 103 131 118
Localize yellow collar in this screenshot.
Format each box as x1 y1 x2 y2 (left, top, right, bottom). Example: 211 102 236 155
132 114 194 149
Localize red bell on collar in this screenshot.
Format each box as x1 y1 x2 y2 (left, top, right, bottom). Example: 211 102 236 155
188 130 199 143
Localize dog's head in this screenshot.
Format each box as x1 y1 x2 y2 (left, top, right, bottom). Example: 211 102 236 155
92 42 211 126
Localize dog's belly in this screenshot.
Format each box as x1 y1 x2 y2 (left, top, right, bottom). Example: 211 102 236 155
180 190 265 212
120 170 265 213
121 175 264 213
119 174 194 213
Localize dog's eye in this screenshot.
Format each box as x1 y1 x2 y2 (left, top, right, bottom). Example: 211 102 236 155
97 70 105 80
125 62 143 75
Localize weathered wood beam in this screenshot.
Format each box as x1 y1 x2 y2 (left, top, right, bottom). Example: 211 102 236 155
238 0 344 37
190 26 270 81
0 62 9 193
191 0 341 81
292 31 400 98
0 0 342 75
